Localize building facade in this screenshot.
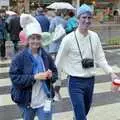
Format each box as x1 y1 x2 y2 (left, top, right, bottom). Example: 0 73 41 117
9 0 120 13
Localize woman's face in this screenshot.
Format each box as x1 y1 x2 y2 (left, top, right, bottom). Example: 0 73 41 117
78 13 92 30
28 34 42 50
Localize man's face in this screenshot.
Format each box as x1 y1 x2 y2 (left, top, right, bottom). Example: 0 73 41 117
78 13 92 30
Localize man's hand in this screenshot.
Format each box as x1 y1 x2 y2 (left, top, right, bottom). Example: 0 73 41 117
110 73 119 81
111 83 119 92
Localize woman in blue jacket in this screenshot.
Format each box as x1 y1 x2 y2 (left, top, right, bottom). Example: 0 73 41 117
9 22 58 120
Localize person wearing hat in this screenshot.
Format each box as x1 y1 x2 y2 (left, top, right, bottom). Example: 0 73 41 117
9 22 58 120
65 11 78 34
55 4 119 120
35 7 50 32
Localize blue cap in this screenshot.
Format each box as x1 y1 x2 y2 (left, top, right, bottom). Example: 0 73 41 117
77 4 93 17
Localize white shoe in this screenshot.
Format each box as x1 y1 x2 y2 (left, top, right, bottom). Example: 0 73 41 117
54 92 61 101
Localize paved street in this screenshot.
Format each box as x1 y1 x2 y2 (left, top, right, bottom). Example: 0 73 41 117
0 49 120 120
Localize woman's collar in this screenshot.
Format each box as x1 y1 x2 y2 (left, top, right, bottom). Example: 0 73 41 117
28 48 42 56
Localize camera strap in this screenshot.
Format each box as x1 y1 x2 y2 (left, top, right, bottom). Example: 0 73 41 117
74 31 93 59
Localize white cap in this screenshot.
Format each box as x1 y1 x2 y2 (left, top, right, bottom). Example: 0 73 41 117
24 23 42 37
77 4 93 17
20 13 40 29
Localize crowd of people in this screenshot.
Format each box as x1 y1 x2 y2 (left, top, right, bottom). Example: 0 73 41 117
0 3 119 120
0 7 78 60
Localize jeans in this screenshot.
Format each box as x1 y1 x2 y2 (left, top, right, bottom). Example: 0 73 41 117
0 40 5 57
68 76 95 120
12 40 19 53
18 105 52 120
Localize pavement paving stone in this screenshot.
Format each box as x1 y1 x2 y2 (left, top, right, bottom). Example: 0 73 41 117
0 49 120 120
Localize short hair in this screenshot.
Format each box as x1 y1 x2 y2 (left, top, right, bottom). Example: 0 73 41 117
55 10 61 16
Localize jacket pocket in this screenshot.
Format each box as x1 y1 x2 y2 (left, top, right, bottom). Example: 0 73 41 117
11 87 31 104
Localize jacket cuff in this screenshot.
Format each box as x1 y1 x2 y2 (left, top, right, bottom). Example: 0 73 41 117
31 75 36 85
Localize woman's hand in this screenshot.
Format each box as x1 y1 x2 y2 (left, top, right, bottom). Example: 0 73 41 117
34 70 52 80
47 69 52 79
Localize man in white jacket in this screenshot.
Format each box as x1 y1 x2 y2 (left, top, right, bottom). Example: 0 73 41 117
55 4 119 120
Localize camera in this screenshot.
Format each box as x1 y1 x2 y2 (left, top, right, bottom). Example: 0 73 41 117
81 58 94 69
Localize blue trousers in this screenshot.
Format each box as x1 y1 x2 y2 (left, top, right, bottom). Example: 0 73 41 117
18 105 52 120
68 76 95 120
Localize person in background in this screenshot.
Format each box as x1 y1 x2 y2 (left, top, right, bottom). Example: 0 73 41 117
48 10 66 101
9 22 58 120
19 30 27 50
45 10 55 22
0 9 7 60
55 4 119 120
49 10 66 33
48 10 66 54
35 7 50 32
5 11 17 32
7 13 22 53
65 11 78 34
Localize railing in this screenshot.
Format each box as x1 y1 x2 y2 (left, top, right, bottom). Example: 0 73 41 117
90 23 120 45
5 22 120 59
